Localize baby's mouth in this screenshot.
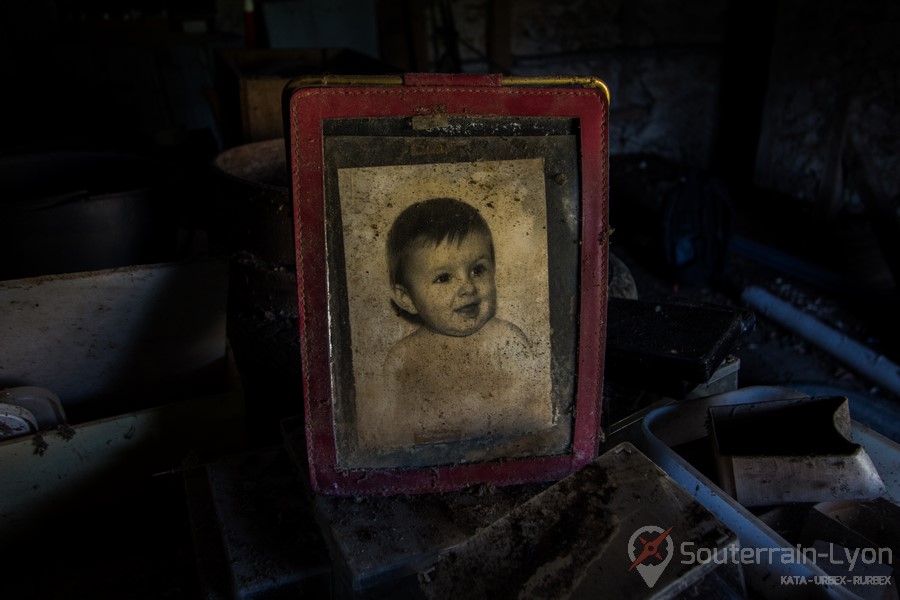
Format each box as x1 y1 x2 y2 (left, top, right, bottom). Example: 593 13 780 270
454 301 481 319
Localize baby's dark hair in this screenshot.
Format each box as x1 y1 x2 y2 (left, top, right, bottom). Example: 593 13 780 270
387 198 494 288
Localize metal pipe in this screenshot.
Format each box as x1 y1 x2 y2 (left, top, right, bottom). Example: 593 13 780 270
741 286 900 398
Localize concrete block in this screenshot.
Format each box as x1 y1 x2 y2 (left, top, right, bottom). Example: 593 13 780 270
203 447 331 599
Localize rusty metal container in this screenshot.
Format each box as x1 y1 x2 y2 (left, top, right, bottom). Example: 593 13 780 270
211 138 301 443
212 139 294 266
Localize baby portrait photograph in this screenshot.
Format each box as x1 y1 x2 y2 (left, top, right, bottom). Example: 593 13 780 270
334 158 555 468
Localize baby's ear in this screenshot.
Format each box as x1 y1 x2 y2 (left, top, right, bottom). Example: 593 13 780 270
391 284 418 315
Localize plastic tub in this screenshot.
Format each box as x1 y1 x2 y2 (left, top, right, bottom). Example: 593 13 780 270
636 386 898 599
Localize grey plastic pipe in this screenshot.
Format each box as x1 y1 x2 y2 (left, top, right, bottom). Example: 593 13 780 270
741 286 900 399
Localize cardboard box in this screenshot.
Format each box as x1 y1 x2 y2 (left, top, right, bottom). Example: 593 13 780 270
215 48 396 144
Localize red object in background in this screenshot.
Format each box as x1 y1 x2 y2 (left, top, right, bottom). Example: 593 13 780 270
285 74 610 495
243 0 255 48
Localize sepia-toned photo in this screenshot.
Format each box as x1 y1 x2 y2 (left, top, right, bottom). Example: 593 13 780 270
334 158 555 467
286 78 609 493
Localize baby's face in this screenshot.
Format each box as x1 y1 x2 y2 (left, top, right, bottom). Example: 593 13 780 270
397 232 497 337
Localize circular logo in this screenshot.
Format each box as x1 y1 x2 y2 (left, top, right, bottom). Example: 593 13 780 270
627 525 675 588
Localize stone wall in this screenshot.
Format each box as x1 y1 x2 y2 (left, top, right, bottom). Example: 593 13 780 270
436 0 728 169
421 0 898 214
754 0 900 209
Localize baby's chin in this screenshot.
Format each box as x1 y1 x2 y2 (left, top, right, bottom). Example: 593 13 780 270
432 309 496 337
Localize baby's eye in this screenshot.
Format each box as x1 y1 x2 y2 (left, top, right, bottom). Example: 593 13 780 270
472 264 489 277
433 273 451 284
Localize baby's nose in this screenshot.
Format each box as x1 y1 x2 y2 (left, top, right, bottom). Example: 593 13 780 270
458 275 476 295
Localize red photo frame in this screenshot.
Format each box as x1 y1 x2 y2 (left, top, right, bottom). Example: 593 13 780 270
285 74 609 495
